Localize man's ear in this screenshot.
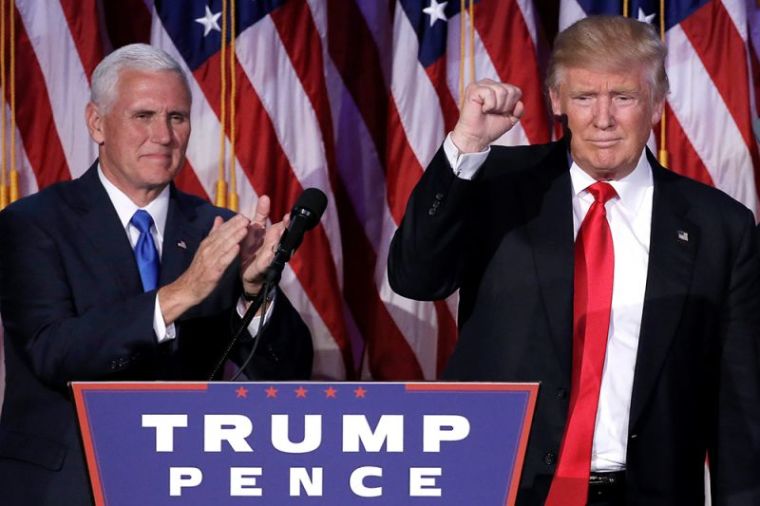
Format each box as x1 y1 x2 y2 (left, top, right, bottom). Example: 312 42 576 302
549 88 563 117
85 102 105 145
651 97 665 126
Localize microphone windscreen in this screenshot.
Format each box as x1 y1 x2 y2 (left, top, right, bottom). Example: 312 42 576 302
293 188 327 230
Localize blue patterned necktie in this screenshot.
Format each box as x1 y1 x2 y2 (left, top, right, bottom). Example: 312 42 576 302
130 210 159 292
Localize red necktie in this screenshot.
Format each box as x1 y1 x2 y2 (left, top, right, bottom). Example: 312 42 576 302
545 181 617 506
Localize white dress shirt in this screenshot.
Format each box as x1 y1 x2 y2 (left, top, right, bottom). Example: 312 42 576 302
444 135 653 472
97 167 271 343
570 154 652 472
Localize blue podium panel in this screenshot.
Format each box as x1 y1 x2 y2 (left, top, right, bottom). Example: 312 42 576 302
72 382 537 506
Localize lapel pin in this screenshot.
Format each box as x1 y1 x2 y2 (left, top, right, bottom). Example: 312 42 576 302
177 240 187 249
677 230 689 242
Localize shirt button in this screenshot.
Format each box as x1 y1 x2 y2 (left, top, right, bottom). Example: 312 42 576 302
544 451 556 466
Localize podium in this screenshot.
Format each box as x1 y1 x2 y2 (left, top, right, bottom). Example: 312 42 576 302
72 382 537 505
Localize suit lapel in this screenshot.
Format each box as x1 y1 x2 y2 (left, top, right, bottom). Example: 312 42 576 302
71 165 208 293
70 164 144 295
160 187 205 286
629 156 697 429
521 142 575 377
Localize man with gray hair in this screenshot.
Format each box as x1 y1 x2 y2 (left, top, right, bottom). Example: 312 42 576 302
390 15 760 505
0 44 313 505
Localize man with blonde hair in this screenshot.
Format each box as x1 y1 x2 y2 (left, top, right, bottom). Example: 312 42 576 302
390 15 760 505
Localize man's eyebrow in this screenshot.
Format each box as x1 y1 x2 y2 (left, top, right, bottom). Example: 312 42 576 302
609 88 640 95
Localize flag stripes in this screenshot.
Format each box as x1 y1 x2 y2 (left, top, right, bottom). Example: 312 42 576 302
1 0 758 404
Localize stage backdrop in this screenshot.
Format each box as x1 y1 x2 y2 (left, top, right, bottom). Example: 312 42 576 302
0 0 759 398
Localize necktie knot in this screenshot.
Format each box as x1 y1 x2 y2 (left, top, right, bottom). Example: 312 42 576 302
130 209 154 234
587 181 617 205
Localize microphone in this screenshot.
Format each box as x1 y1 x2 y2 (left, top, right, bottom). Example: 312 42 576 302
208 188 327 380
264 188 327 285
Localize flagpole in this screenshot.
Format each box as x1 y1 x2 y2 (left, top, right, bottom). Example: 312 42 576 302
1 0 8 210
228 0 239 212
215 0 229 208
9 0 17 203
469 0 475 85
658 0 668 168
459 0 465 107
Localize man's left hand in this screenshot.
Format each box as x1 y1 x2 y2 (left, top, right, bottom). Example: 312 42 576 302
240 195 289 297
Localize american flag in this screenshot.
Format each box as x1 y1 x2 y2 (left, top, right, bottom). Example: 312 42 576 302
0 0 759 409
561 0 760 215
0 0 547 397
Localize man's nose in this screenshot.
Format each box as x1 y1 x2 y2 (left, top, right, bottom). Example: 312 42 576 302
150 116 172 144
593 97 615 129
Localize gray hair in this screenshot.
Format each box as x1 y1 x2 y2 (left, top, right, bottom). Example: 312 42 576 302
546 16 669 103
90 43 191 110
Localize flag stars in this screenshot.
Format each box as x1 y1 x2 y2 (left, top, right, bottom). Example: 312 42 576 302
195 5 222 37
324 387 337 398
265 386 278 398
354 387 367 398
235 386 248 398
423 0 448 27
295 386 308 398
637 8 656 24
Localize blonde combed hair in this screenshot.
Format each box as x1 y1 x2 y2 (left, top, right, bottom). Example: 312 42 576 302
546 16 669 102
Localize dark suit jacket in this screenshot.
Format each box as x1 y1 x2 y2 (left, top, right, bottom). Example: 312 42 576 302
0 165 313 506
389 140 760 505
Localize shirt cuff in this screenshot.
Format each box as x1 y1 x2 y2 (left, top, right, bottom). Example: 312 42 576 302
443 132 490 180
154 294 177 343
236 290 277 335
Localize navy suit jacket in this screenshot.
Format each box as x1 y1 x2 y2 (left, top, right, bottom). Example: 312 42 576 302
389 140 760 505
0 165 313 505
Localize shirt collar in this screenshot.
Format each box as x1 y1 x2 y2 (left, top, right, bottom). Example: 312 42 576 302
97 164 170 237
569 149 653 210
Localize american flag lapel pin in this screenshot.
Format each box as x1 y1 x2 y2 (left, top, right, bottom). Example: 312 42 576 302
677 230 689 242
177 240 187 249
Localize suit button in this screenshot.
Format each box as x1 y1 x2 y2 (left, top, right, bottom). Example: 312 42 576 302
544 451 556 466
435 192 444 200
556 388 568 399
428 208 437 216
432 200 440 209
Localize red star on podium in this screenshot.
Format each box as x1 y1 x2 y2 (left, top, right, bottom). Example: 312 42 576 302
235 386 248 398
295 386 308 398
